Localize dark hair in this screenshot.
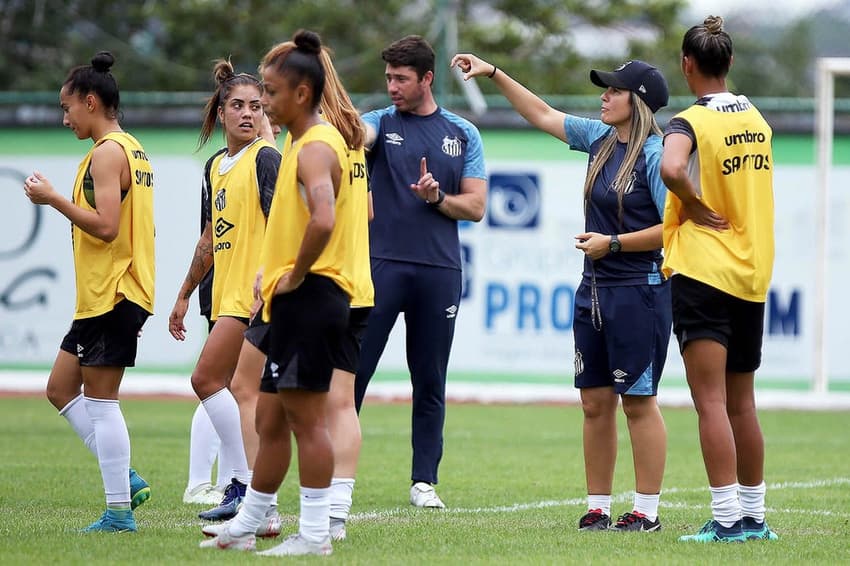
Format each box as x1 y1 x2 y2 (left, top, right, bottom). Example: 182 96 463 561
261 29 325 111
63 51 120 119
682 15 733 78
381 35 435 81
198 58 262 148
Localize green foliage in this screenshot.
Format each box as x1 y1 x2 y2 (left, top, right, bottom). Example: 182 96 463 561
0 1 832 103
1 397 849 564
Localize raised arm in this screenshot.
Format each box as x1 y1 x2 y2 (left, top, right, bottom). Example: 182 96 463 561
451 53 568 142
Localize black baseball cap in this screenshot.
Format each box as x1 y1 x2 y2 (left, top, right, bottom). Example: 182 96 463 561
590 60 669 113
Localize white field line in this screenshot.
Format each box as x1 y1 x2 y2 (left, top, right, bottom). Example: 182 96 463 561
348 477 850 522
139 477 850 530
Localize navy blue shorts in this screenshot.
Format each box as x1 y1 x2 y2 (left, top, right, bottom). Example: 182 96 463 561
60 299 150 367
671 275 765 372
573 281 672 395
260 274 350 393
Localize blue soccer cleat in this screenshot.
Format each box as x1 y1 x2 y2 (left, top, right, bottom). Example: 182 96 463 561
198 478 246 521
129 467 151 510
679 519 746 543
742 516 780 540
82 508 137 533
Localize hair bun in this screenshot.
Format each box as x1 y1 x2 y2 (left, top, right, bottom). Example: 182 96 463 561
91 51 115 73
704 15 724 35
212 58 236 84
293 29 322 54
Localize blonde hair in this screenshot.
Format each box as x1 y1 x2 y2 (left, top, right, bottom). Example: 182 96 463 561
583 93 662 223
260 40 365 150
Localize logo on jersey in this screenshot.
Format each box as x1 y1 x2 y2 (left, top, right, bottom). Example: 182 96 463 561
385 132 404 146
214 217 235 239
445 304 458 319
215 188 226 212
612 171 637 195
441 136 462 158
487 173 540 229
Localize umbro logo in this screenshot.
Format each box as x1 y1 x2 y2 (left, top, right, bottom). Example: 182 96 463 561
612 369 628 383
270 362 279 379
76 344 84 358
215 217 235 238
445 305 458 319
385 132 403 146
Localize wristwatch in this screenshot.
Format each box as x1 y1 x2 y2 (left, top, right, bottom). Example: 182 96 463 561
426 189 445 206
609 234 622 254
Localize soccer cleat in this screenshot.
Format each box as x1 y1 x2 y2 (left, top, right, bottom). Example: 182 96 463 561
329 517 347 541
202 508 282 539
578 508 611 531
183 482 224 505
679 519 746 543
409 482 446 508
82 508 137 533
742 516 780 540
612 511 662 532
199 524 256 551
199 478 247 521
256 533 332 556
129 468 151 510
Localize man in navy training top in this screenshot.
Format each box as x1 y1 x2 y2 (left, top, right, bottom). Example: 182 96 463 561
355 35 487 509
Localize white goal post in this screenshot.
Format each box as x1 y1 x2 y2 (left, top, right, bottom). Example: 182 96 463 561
813 58 850 394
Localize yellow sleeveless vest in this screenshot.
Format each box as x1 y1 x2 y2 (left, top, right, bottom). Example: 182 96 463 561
662 104 775 302
260 123 356 320
209 138 278 319
72 131 155 318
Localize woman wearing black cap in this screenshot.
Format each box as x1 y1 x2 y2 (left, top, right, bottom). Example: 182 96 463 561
452 53 672 532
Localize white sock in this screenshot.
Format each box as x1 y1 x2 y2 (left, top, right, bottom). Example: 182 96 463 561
188 403 220 490
633 492 660 522
230 486 275 537
329 478 355 521
587 494 611 517
59 394 97 456
739 481 766 523
84 397 130 507
710 483 742 527
299 486 330 543
215 448 231 490
201 388 250 485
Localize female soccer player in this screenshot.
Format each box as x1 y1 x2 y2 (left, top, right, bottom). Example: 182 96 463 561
662 15 779 543
168 59 280 521
452 52 672 531
24 51 155 533
200 29 361 556
202 42 372 543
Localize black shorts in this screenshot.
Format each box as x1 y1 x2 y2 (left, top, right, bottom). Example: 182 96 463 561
60 299 150 367
330 306 372 374
244 314 270 355
671 275 765 372
260 274 350 393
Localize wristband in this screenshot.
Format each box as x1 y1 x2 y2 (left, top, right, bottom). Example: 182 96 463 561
488 65 498 79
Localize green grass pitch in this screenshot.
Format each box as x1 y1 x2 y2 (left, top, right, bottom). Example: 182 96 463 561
0 396 848 564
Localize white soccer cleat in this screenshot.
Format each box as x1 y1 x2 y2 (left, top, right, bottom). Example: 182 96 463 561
409 482 446 509
256 533 332 556
202 508 282 539
183 482 224 505
198 525 256 551
329 517 347 541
